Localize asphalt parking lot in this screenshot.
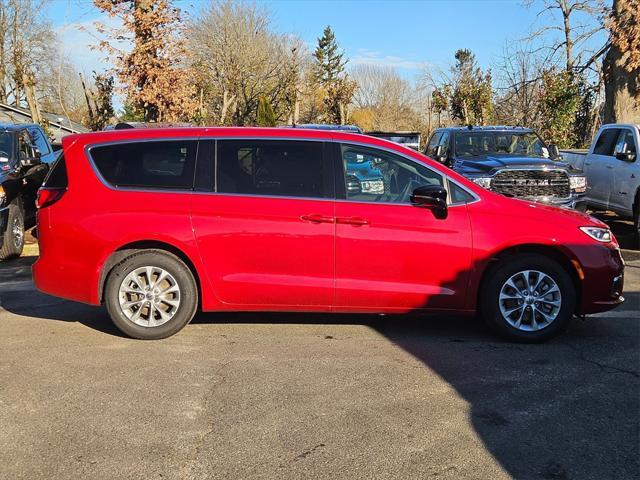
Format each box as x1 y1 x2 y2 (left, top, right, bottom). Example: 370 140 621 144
0 231 638 479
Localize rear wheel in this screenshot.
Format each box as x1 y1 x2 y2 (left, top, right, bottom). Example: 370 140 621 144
480 254 576 342
0 200 25 261
104 250 198 339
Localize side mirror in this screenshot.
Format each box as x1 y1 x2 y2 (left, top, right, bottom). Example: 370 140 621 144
434 145 448 163
410 185 448 219
615 151 636 162
548 144 560 159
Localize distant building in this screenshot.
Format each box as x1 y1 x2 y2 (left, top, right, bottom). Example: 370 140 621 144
0 102 89 146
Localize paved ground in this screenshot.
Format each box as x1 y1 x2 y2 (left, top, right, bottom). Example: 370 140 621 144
0 234 638 479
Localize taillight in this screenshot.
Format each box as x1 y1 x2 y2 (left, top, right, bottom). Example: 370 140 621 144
37 187 65 209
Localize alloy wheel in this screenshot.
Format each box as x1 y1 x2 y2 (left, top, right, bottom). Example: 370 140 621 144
118 266 181 327
498 270 562 332
12 216 24 250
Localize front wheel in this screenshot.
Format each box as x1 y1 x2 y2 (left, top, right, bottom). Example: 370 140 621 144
104 250 198 339
480 254 576 343
0 201 25 261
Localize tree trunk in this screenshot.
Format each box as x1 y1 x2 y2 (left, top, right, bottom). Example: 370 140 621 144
80 73 95 128
0 6 6 104
603 43 640 124
561 0 574 72
220 90 235 125
22 72 42 124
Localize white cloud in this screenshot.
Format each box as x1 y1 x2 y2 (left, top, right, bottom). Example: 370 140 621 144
349 49 426 70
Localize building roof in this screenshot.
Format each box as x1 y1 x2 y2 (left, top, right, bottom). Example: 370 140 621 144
0 102 88 134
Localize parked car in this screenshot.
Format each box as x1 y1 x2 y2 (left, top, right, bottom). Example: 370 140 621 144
0 123 57 260
425 126 587 210
367 131 421 150
33 127 624 342
563 124 639 245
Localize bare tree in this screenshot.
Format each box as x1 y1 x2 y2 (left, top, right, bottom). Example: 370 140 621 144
350 64 420 131
0 0 55 116
494 43 545 127
188 0 305 125
524 0 606 73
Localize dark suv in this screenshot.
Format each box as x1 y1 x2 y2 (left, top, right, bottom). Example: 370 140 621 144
425 126 587 209
0 123 56 259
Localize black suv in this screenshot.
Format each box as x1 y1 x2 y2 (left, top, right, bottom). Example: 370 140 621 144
0 123 57 260
425 126 587 210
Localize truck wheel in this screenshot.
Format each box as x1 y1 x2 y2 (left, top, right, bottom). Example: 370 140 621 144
480 254 576 343
634 195 639 249
104 250 198 339
0 201 25 260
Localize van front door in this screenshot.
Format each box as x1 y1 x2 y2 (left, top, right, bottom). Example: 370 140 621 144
333 143 473 312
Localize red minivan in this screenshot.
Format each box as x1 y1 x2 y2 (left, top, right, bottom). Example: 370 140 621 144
33 127 624 341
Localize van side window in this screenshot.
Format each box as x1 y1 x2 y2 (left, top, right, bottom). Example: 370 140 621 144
593 129 620 156
90 140 197 189
43 153 68 188
341 144 443 204
216 140 328 198
449 181 475 204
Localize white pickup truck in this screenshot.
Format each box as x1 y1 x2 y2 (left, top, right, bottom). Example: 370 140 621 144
564 124 639 245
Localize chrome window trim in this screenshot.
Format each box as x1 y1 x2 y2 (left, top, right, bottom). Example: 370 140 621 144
83 136 481 206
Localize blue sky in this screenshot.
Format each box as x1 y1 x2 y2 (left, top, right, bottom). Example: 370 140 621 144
47 0 607 83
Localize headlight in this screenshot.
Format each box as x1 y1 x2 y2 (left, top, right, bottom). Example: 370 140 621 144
569 175 587 193
579 226 612 242
471 177 492 189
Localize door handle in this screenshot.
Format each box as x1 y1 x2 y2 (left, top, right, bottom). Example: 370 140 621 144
336 216 369 227
300 214 335 224
606 165 614 169
584 162 591 165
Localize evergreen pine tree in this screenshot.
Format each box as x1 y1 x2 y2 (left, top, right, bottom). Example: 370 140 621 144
314 26 346 84
256 95 277 126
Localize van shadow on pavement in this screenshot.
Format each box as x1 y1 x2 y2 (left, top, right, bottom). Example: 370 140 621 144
1 247 638 479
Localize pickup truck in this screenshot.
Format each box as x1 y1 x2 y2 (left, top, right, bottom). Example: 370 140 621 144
425 126 588 210
0 123 57 260
564 124 639 245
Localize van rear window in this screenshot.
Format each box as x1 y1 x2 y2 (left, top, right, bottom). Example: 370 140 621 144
42 152 68 188
90 140 197 190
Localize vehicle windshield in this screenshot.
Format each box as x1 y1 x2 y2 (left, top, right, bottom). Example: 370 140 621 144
454 131 548 158
0 133 12 162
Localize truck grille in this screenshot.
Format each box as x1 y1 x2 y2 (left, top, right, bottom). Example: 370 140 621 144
491 170 570 199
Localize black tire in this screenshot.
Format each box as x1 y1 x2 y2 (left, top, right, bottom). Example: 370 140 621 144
633 195 639 249
0 200 25 261
104 250 198 339
480 254 576 343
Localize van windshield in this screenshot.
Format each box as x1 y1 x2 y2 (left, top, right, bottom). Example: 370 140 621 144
0 133 12 162
455 132 548 159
